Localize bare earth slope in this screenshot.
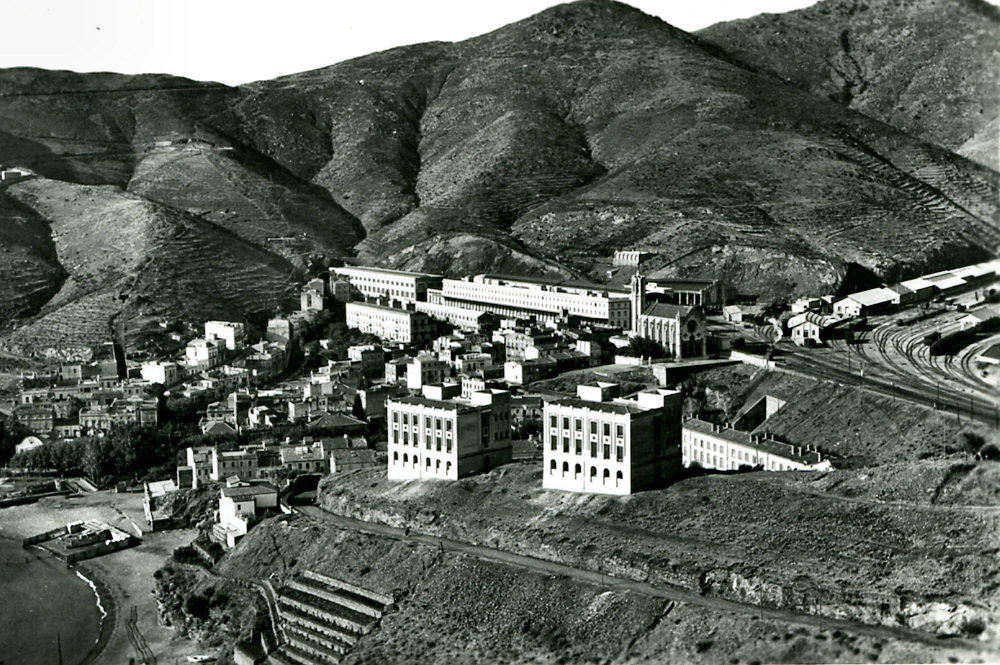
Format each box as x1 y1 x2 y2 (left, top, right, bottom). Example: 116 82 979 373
232 0 1000 294
0 0 998 351
1 178 299 355
698 0 1000 169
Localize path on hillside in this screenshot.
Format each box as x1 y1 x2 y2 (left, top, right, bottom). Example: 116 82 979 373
757 475 1000 515
292 505 994 655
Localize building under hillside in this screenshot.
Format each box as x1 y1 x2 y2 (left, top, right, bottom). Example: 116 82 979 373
439 274 631 328
345 302 434 344
331 265 442 303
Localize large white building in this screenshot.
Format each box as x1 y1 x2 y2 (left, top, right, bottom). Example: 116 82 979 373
331 265 442 303
413 301 499 331
682 419 831 472
387 387 512 481
543 383 682 495
345 302 434 344
141 360 182 386
440 274 631 327
205 321 247 351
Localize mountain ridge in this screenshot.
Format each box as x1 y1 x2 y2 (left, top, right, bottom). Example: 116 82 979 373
0 0 996 356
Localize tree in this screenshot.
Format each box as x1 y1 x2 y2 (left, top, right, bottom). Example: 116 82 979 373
624 337 666 360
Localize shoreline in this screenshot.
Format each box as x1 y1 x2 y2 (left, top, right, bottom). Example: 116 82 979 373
74 561 118 665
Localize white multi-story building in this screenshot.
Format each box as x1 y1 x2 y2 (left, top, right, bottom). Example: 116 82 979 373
387 388 512 481
205 321 246 351
331 266 442 303
185 338 221 368
177 446 215 488
440 274 631 328
347 344 386 379
141 360 182 386
211 448 259 481
543 384 682 496
413 301 498 331
345 302 434 344
406 354 449 391
681 419 831 472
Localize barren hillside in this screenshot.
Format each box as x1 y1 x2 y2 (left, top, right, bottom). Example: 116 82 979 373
699 0 1000 169
0 0 997 353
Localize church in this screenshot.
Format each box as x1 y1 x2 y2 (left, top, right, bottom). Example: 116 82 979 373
630 273 707 359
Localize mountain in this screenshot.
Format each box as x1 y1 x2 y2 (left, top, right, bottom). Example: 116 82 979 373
698 0 1000 169
0 0 997 356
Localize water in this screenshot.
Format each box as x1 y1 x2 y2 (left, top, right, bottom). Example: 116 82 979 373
0 536 103 665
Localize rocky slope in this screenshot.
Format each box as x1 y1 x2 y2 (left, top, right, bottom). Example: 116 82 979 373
0 0 997 354
699 0 1000 169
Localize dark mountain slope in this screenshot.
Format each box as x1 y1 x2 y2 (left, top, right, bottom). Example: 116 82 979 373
238 0 995 293
1 178 299 356
0 0 996 354
698 0 1000 169
0 68 363 264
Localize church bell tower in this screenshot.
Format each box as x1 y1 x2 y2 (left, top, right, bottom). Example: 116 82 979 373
629 271 646 333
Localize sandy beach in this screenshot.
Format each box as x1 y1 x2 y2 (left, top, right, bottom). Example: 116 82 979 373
0 489 203 665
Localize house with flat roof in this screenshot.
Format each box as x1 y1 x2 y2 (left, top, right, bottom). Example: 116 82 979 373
387 387 512 481
213 478 278 548
682 418 831 472
331 265 442 303
543 384 682 495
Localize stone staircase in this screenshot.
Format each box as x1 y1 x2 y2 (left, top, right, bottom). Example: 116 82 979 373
266 571 394 665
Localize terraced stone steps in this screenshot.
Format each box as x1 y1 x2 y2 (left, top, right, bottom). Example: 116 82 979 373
269 572 395 665
277 603 359 647
285 629 344 664
283 643 334 665
284 623 352 655
288 578 385 619
300 570 394 614
280 581 378 632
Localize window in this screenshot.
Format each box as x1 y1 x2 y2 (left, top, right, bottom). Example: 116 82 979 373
562 461 569 476
590 466 597 479
616 470 623 487
616 446 624 462
574 463 582 479
603 444 610 460
550 459 556 474
403 453 409 464
590 441 597 457
575 440 582 455
590 422 597 435
603 423 610 437
616 424 624 438
563 437 570 453
426 457 432 468
550 435 557 450
392 452 399 462
603 468 610 484
562 417 570 429
575 418 582 431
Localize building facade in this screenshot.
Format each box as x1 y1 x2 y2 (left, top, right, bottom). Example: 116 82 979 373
205 321 247 351
630 273 707 358
440 274 631 327
681 419 831 472
387 389 512 481
331 266 442 303
542 385 682 495
345 302 434 344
